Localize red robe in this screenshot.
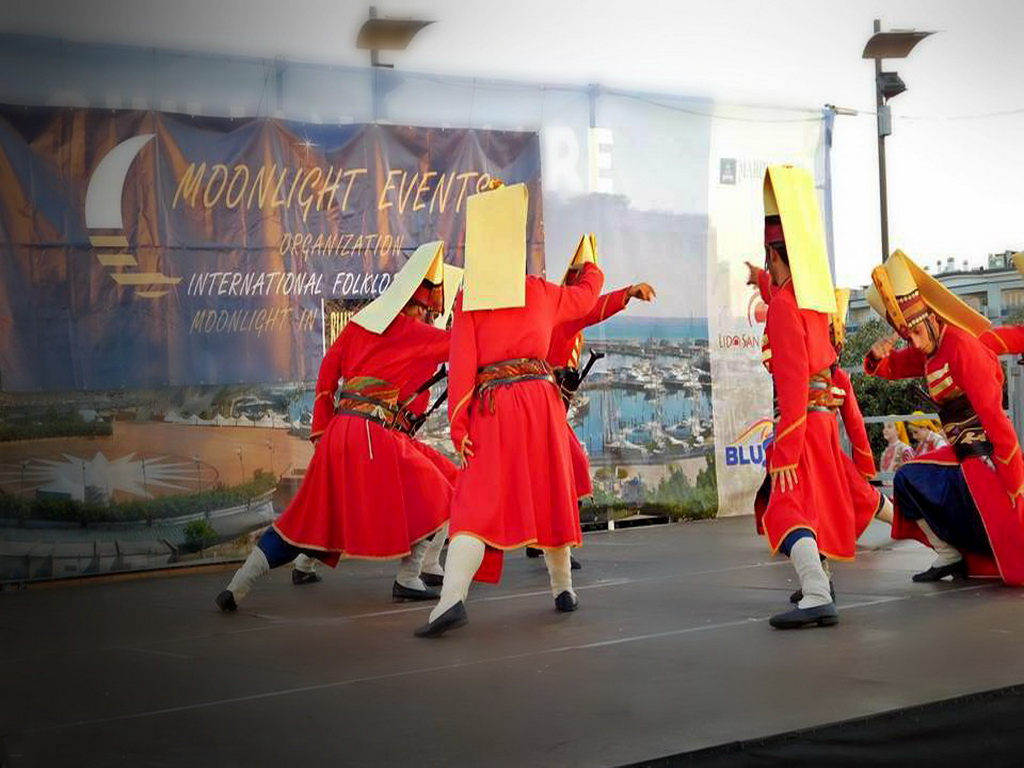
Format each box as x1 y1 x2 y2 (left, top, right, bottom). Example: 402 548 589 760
754 269 861 554
448 263 604 578
547 286 632 498
832 367 883 536
979 325 1024 356
758 278 856 558
864 325 1024 584
274 314 455 564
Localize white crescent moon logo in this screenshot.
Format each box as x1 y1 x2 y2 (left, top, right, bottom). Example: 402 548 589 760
85 134 155 230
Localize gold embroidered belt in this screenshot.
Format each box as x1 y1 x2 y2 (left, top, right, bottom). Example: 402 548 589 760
807 371 841 413
937 393 992 460
336 377 417 435
476 358 556 412
773 370 840 420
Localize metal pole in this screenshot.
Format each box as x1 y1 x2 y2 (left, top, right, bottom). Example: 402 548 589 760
874 18 890 262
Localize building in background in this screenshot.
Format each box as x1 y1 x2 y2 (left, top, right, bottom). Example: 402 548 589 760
848 250 1024 331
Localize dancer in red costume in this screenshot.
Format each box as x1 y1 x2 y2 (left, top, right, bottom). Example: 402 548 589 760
748 273 888 606
415 183 604 637
751 165 854 630
863 250 1024 585
752 278 884 510
524 234 657 566
217 243 459 611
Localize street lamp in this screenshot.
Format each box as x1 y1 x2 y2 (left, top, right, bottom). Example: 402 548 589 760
192 455 202 493
357 6 433 69
236 447 245 484
20 460 28 496
863 20 936 262
265 439 275 477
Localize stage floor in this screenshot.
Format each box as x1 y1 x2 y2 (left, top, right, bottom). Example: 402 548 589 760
3 517 1024 767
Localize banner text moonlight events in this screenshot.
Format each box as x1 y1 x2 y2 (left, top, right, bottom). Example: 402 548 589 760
173 163 496 222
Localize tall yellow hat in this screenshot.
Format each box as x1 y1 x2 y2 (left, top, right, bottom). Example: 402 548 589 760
350 241 446 334
434 264 464 329
763 165 836 314
831 288 851 348
561 234 598 285
462 183 528 311
866 250 990 338
1011 252 1024 276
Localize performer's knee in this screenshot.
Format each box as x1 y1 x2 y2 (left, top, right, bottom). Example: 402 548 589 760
779 528 815 558
257 528 302 569
892 468 922 520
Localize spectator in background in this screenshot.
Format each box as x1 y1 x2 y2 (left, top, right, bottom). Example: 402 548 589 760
880 421 914 474
908 412 948 457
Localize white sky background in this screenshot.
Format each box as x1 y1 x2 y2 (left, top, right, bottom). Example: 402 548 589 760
3 0 1023 289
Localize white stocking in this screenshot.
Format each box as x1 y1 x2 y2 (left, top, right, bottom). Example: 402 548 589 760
429 535 484 622
225 547 270 602
292 554 317 574
916 519 963 567
790 537 831 609
421 522 448 577
544 546 574 598
396 538 432 590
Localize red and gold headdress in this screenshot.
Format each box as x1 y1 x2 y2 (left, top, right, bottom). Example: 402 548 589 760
866 250 989 339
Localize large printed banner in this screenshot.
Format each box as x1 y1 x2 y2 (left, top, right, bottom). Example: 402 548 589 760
0 107 543 391
0 88 828 583
705 106 827 517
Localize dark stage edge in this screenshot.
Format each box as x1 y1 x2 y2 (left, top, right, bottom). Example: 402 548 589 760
3 517 1024 768
626 684 1024 767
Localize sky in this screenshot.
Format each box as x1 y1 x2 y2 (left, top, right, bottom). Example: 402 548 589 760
3 0 1023 288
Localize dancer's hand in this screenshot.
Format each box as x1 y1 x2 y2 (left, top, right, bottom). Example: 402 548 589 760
457 437 475 467
627 283 657 302
870 333 899 360
744 261 760 286
771 467 798 493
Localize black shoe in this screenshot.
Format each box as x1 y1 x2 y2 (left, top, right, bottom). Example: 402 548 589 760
769 602 838 629
526 547 543 558
215 590 237 612
420 572 444 588
554 590 578 612
570 555 582 570
414 601 468 638
912 560 968 583
291 569 322 586
392 581 440 602
789 580 836 605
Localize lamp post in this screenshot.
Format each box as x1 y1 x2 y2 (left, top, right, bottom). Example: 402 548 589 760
20 460 27 496
192 455 202 493
358 6 433 120
358 6 433 69
236 447 245 484
862 20 935 262
266 439 275 477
